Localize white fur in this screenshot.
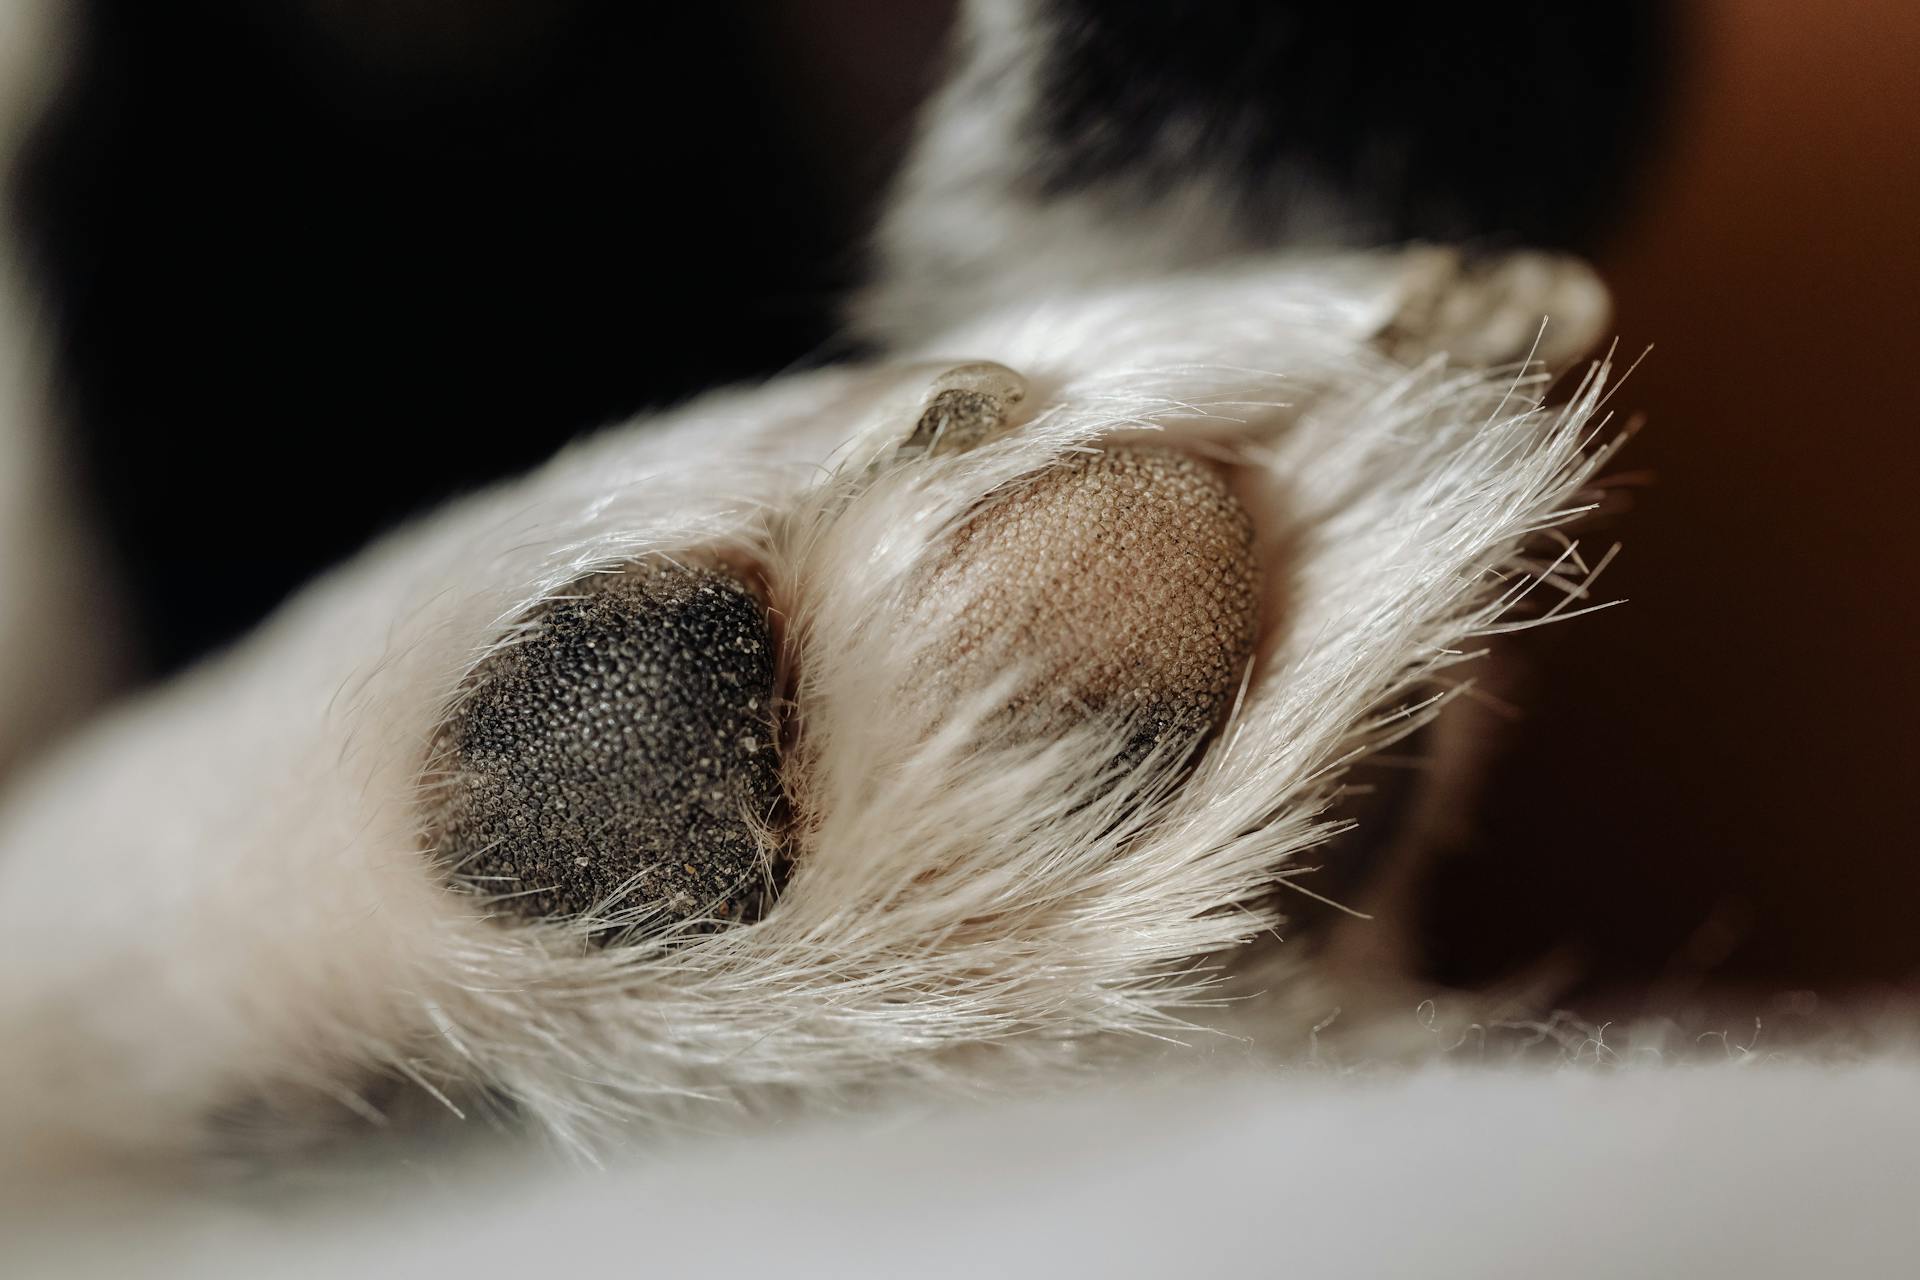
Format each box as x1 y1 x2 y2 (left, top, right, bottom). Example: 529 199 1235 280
859 0 1359 349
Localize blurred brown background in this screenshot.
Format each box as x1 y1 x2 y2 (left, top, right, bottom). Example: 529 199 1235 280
1432 0 1920 1008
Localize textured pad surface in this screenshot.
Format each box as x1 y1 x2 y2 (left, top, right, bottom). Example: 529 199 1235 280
907 447 1259 766
428 563 781 930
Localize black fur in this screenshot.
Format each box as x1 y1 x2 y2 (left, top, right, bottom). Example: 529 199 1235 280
1032 0 1674 249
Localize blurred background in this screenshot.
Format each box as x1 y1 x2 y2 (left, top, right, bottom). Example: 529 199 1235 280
8 0 1918 1017
1432 0 1920 1017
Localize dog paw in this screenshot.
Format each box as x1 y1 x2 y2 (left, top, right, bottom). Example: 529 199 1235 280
0 259 1617 1170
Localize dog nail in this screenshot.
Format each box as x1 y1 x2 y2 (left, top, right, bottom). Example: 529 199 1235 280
901 361 1029 458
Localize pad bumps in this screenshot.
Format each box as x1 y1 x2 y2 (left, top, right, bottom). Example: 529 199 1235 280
428 563 781 931
908 446 1260 766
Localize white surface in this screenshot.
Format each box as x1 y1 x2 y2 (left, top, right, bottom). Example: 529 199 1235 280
18 1061 1920 1278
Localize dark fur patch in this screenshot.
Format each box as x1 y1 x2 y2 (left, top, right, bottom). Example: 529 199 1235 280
1031 0 1675 249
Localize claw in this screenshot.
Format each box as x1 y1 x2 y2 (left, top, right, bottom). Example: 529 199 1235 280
899 361 1029 459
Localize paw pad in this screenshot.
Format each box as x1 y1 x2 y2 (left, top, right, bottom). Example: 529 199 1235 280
905 446 1260 766
427 563 782 933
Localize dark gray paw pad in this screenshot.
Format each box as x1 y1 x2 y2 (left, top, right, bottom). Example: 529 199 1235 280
426 561 782 934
